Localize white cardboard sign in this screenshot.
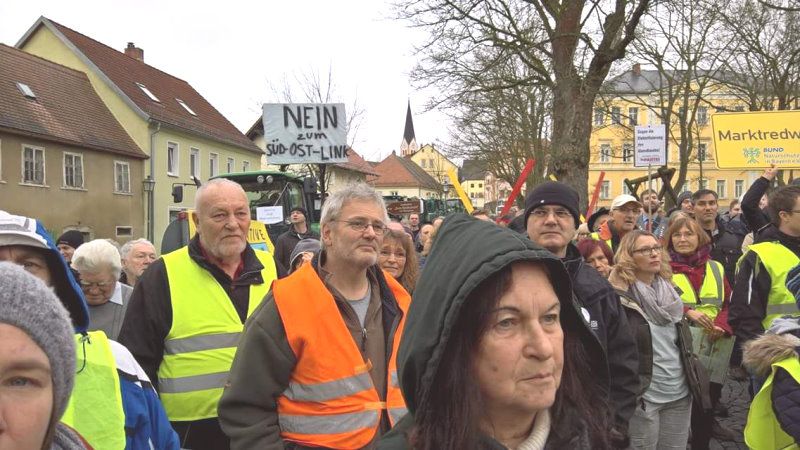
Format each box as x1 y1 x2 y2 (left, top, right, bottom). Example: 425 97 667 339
256 206 284 225
262 103 348 164
634 124 667 167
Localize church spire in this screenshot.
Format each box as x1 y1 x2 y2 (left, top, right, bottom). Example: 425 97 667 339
400 100 418 156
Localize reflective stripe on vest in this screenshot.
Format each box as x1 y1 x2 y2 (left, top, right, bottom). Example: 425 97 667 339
157 246 277 421
590 232 614 253
674 261 725 320
273 263 411 450
748 242 800 330
745 356 800 450
62 331 126 450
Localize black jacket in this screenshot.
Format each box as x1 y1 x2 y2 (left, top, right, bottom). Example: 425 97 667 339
708 215 749 286
273 227 319 271
562 244 639 434
742 176 773 235
730 232 800 343
379 214 607 450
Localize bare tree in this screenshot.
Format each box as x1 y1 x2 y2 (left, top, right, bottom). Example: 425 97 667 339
399 0 650 209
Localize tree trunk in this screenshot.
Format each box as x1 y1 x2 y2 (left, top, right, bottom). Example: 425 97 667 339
550 81 595 212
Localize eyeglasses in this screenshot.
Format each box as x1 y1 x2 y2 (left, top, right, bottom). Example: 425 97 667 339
531 208 572 219
632 246 663 256
334 220 388 236
615 207 642 215
79 280 114 289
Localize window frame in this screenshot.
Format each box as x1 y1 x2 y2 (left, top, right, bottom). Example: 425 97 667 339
622 142 634 163
167 142 179 177
716 180 727 199
734 180 744 199
20 144 46 186
227 157 235 174
611 107 621 125
599 143 612 163
242 160 250 172
190 148 200 180
697 106 708 126
114 161 131 194
136 83 161 102
601 180 611 199
594 107 605 126
628 107 638 126
209 153 219 178
62 151 85 189
698 142 709 162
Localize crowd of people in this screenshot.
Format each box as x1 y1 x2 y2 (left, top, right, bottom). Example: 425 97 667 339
2 165 800 449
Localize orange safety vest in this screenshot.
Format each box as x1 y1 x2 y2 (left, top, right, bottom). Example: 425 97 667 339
273 262 410 449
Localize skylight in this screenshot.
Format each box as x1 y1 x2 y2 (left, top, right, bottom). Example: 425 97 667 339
16 82 36 99
136 82 160 102
176 98 197 116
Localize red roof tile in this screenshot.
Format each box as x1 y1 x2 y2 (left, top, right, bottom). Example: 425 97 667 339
369 153 440 190
26 18 261 155
0 44 145 158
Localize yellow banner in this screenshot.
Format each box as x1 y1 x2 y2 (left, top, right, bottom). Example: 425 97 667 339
447 168 474 213
711 111 800 169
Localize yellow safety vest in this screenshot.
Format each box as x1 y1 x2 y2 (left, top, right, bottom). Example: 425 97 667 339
747 242 800 329
673 260 725 320
62 331 126 450
745 356 800 450
157 246 277 421
590 232 615 253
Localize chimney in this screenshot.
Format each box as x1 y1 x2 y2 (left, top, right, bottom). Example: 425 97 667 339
633 63 641 76
124 42 144 62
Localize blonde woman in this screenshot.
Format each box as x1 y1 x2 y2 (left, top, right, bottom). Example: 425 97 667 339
609 230 710 449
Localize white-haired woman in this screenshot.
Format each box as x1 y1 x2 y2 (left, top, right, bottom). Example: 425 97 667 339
71 239 132 339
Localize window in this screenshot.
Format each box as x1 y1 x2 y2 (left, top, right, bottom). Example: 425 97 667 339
22 145 45 185
16 82 36 99
623 184 631 195
227 157 235 173
681 182 691 193
176 98 197 116
391 191 399 196
717 180 727 198
136 83 160 102
599 143 611 163
594 107 605 126
698 143 708 161
190 148 200 180
478 183 483 188
697 107 708 126
601 181 610 199
114 161 131 193
735 180 744 198
167 142 179 176
428 158 434 168
242 160 250 172
209 153 218 177
115 226 133 237
611 107 621 124
699 178 708 190
420 159 426 168
623 143 634 163
63 152 84 188
628 107 638 126
734 105 746 112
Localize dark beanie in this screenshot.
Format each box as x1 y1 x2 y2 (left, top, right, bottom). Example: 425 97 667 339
524 181 581 226
677 191 694 205
56 230 84 249
290 207 308 218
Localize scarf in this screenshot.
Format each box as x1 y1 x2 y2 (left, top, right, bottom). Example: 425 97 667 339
631 276 684 326
517 409 551 450
669 244 711 272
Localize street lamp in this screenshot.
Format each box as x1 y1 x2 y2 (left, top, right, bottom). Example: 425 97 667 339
142 176 156 193
142 176 156 242
442 178 451 214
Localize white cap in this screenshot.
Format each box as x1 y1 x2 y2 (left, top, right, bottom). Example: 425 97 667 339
610 194 642 210
0 211 48 249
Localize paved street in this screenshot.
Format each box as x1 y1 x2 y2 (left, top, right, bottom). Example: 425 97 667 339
709 372 750 450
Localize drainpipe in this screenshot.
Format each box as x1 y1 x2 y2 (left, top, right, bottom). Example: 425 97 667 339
147 120 161 242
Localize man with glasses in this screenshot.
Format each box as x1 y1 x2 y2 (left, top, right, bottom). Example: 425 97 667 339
731 185 800 351
593 194 643 253
118 179 279 449
692 189 748 286
219 183 411 449
524 181 639 447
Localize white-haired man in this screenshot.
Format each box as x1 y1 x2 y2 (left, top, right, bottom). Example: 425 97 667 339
118 179 279 449
120 238 157 286
219 183 411 449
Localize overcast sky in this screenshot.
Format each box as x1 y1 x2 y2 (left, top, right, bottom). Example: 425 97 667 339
0 1 448 162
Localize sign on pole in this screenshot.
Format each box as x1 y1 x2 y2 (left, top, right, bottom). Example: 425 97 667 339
634 125 667 167
711 110 800 169
262 103 349 165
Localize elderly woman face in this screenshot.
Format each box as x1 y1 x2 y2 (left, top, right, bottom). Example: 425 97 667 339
473 263 563 418
78 266 117 306
585 247 611 278
0 323 53 450
379 238 407 279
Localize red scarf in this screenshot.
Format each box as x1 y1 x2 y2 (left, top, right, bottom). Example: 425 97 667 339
669 244 711 291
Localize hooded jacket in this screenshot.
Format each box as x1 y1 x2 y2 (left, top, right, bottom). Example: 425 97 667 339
0 211 178 450
379 214 606 449
563 243 639 436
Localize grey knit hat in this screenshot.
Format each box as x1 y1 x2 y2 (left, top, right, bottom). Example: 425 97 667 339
289 238 321 270
0 262 76 421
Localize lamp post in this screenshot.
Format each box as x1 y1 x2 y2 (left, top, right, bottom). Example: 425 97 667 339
442 178 451 215
142 176 156 242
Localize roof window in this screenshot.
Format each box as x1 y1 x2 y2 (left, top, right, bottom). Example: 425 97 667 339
136 83 160 102
16 82 36 99
176 98 197 116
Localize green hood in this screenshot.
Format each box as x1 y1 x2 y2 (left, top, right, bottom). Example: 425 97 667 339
397 213 595 415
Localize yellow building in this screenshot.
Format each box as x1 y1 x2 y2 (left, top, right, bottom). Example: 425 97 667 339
17 17 263 251
589 65 761 208
407 144 459 186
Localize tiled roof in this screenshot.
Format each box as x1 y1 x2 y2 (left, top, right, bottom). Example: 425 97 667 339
369 152 440 190
460 159 488 181
604 68 743 95
21 17 261 155
0 44 145 158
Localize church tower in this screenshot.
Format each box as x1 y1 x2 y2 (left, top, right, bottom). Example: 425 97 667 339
400 101 418 156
